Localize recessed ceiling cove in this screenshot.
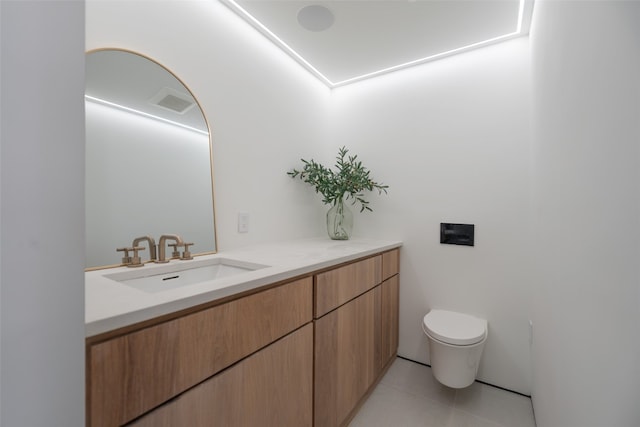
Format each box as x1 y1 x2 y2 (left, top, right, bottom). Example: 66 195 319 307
222 0 535 87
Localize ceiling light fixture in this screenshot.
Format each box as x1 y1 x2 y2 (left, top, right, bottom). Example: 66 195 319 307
222 0 532 88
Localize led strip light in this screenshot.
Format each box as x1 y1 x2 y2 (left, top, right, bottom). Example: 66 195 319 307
85 95 209 136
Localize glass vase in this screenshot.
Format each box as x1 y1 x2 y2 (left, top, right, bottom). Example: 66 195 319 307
326 198 353 240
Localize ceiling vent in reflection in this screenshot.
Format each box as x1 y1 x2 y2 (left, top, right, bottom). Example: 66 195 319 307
149 87 196 114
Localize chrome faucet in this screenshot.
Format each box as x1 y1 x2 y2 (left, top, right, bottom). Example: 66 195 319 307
132 235 157 262
157 234 184 263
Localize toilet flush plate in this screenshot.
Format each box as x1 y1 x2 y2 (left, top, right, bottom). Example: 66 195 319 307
440 223 475 246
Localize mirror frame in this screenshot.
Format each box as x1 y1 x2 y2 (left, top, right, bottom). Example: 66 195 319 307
85 48 218 271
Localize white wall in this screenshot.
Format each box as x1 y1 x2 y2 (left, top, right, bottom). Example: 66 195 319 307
0 1 85 426
530 1 640 426
328 38 533 394
86 0 332 251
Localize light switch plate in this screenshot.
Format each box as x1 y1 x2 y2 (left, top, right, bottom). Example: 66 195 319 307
238 212 249 233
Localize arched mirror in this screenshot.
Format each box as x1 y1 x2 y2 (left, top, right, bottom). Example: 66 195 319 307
85 49 217 269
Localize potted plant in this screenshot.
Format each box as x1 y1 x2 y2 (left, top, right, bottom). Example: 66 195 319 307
288 146 388 240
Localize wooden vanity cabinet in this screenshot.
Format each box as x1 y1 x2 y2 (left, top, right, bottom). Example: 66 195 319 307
87 247 400 427
87 277 313 427
314 249 400 427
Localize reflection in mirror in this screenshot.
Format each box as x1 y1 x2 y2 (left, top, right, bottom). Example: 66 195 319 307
85 49 216 269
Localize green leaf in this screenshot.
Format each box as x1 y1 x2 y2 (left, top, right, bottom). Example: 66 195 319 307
287 146 388 212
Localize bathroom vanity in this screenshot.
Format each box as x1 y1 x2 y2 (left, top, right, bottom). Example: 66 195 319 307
85 239 400 427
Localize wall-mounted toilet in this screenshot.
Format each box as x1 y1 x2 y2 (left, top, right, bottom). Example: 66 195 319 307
422 309 488 389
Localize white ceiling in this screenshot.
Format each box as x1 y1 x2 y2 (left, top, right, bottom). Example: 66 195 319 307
222 0 535 87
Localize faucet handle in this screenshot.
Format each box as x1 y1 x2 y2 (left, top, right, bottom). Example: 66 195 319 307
118 246 145 267
129 246 146 268
116 247 132 265
168 243 183 259
180 243 194 260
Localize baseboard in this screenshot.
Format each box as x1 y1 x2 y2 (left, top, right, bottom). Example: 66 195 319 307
396 355 531 398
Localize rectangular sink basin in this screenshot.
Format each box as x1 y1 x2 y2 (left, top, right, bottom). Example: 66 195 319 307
104 258 269 293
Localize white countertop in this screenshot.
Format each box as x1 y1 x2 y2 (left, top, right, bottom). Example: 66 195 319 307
85 237 402 337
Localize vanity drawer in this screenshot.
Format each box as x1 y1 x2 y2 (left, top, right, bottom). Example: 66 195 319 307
314 256 381 318
88 277 313 427
382 248 400 281
129 324 314 427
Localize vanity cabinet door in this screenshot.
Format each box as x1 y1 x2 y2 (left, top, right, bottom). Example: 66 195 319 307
88 277 312 427
128 324 314 427
380 274 399 366
314 288 381 427
381 248 400 366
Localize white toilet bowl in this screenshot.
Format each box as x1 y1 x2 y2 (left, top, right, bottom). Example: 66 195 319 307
422 309 488 389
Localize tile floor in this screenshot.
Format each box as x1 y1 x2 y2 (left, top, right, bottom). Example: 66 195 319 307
349 357 536 427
